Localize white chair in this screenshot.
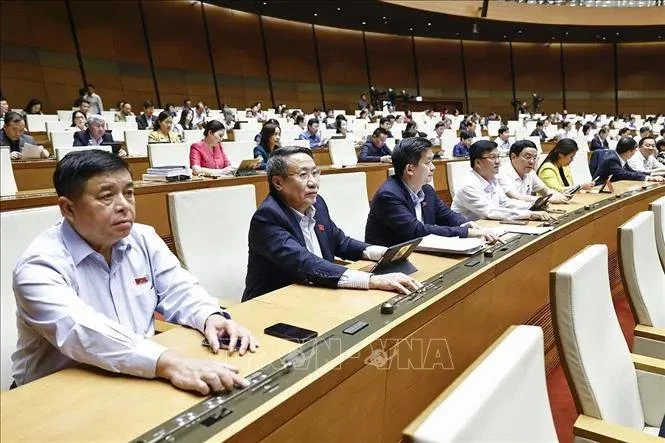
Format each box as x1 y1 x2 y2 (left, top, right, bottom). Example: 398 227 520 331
385 138 396 152
318 172 369 241
289 139 311 149
0 148 17 195
526 136 543 154
222 141 255 166
403 325 557 443
651 196 665 271
618 211 665 359
102 111 116 123
0 206 62 389
182 130 203 146
50 131 75 149
446 160 473 197
569 148 592 185
57 110 73 122
124 130 150 156
55 146 112 161
328 139 357 167
147 143 189 167
107 122 138 142
168 185 256 304
487 121 501 137
535 153 548 171
232 129 257 142
25 115 58 132
574 136 589 153
45 121 71 134
551 244 665 439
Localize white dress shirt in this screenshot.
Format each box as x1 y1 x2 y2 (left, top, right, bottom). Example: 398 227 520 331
498 163 548 197
12 220 224 386
451 170 532 221
290 207 385 289
627 149 661 172
558 129 574 140
403 180 426 222
494 137 512 153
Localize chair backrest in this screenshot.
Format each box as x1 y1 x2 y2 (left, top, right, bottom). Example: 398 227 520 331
551 244 645 431
290 139 310 149
0 206 62 389
147 143 189 167
651 196 665 272
57 110 72 122
50 131 75 148
446 161 473 196
168 185 256 303
0 148 18 196
588 149 615 179
124 130 150 156
525 136 543 154
404 325 557 443
487 121 501 137
45 121 71 133
385 137 396 152
318 172 369 241
574 136 589 153
328 139 357 167
232 129 258 142
56 146 112 161
25 115 57 132
182 130 203 146
569 149 592 184
619 211 665 328
222 141 255 166
107 122 138 142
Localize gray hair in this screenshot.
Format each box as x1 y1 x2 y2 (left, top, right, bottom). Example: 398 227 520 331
86 114 106 126
266 146 314 194
222 108 234 117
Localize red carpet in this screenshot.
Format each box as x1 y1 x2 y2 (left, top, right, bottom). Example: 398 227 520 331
546 294 635 442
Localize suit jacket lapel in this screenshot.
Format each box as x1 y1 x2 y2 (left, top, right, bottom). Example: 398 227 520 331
274 196 307 246
396 178 417 215
313 206 333 261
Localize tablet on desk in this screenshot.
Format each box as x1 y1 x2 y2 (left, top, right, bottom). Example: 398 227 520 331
234 159 261 177
529 194 552 211
592 175 614 194
366 237 422 275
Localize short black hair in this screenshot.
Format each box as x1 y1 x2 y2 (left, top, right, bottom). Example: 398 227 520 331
203 119 225 137
143 100 154 109
535 119 544 127
639 126 650 134
562 121 571 129
460 130 473 141
2 111 24 126
469 140 498 168
660 128 665 136
616 137 637 155
307 118 319 127
638 136 655 148
498 126 509 136
509 139 537 158
598 127 607 136
656 139 665 152
379 116 390 126
295 114 305 125
392 137 432 177
618 127 630 136
53 150 130 200
266 146 314 194
372 127 388 138
434 121 446 129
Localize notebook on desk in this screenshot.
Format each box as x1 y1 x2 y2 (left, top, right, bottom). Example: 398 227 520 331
416 235 485 255
234 159 261 177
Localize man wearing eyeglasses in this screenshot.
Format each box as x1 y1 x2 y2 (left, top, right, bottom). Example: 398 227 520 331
498 140 570 204
626 136 665 175
242 146 422 302
451 140 552 222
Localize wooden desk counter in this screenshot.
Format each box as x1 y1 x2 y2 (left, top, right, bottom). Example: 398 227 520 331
11 156 150 191
2 182 662 443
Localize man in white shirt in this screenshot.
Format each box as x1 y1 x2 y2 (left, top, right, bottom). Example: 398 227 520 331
627 136 665 175
494 125 512 153
557 121 574 140
192 102 208 129
451 140 552 221
498 140 569 204
12 150 258 393
428 121 447 147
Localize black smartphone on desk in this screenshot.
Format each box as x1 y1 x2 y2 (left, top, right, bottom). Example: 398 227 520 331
264 323 318 343
201 336 242 350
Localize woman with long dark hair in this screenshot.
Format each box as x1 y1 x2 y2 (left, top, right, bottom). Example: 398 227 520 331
537 139 594 192
254 123 281 170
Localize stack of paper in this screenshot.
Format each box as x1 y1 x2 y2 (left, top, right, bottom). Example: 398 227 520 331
416 235 485 255
21 143 45 159
143 166 192 182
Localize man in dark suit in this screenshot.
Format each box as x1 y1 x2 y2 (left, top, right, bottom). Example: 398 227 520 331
595 137 664 184
72 114 114 146
135 100 157 130
242 146 422 301
530 119 548 141
358 128 391 163
365 138 498 247
590 127 610 151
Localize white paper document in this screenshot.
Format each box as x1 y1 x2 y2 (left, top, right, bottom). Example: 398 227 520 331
416 235 485 255
21 143 44 159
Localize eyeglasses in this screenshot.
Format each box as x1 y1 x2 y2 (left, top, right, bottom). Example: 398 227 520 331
481 155 501 162
520 154 537 162
289 168 321 181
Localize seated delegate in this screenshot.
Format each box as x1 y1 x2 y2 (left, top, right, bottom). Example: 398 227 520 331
73 114 114 147
365 137 497 246
358 128 392 163
498 140 569 204
148 111 181 143
190 120 236 176
242 146 422 302
12 150 257 394
451 140 551 222
537 139 595 193
254 122 280 170
594 137 664 184
0 111 49 159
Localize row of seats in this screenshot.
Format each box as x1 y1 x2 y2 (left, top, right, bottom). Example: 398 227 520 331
405 202 665 442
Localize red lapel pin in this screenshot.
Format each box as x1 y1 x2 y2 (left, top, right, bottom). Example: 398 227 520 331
317 224 325 232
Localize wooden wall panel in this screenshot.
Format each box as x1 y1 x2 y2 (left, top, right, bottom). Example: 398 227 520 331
463 41 512 117
142 0 216 107
563 43 614 114
72 0 155 111
414 37 465 107
316 25 367 113
617 42 665 115
512 42 563 115
0 0 80 112
365 32 417 99
204 4 271 108
263 17 321 112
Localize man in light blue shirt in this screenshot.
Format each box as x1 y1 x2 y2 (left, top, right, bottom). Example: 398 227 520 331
299 117 322 148
11 150 258 394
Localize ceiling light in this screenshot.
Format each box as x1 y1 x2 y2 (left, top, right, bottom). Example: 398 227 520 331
427 22 432 26
517 29 523 34
337 7 341 11
382 16 386 19
313 13 318 17
409 27 413 31
361 21 366 25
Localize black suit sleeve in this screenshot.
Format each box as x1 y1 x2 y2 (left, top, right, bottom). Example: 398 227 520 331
72 132 85 146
